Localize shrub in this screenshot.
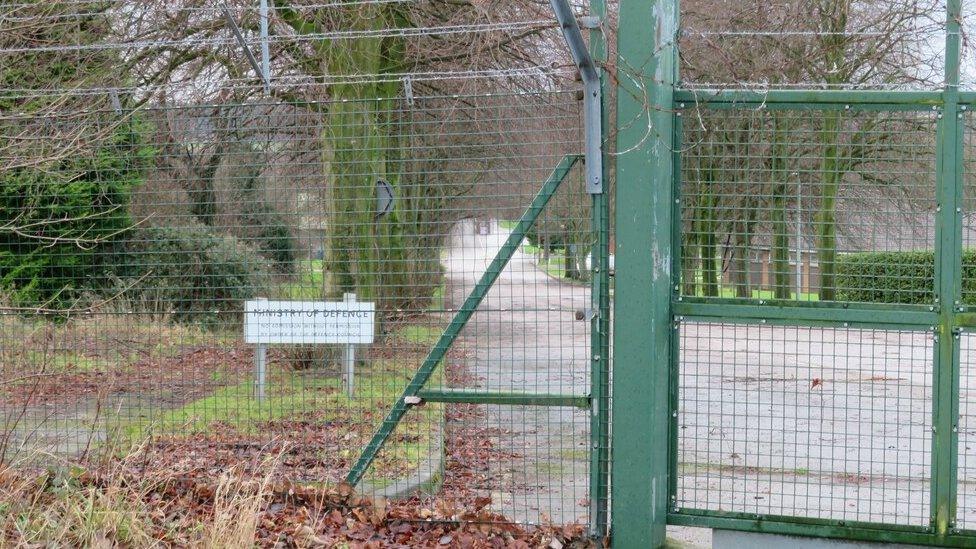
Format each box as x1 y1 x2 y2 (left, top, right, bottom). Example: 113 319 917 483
835 250 976 305
227 144 298 274
0 124 150 312
110 226 271 324
241 206 298 274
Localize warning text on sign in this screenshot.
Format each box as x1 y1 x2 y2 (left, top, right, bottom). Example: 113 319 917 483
244 300 375 344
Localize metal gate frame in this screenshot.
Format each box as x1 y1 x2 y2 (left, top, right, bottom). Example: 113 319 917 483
346 0 613 537
611 0 976 547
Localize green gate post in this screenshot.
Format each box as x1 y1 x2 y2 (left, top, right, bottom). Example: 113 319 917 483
611 0 678 546
588 0 612 535
933 0 963 537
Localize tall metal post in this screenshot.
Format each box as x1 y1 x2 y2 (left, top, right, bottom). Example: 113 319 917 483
611 0 678 546
343 292 357 398
259 0 271 95
585 0 611 537
932 0 963 537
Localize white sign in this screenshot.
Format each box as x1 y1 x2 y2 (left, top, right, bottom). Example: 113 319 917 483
244 299 375 344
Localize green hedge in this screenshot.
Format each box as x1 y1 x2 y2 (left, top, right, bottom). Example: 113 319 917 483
836 250 976 305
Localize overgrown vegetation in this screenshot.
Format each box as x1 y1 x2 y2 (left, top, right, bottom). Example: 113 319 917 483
108 225 271 324
0 453 592 547
0 123 151 312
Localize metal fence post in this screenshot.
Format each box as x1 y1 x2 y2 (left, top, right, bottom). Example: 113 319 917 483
259 0 270 95
932 0 963 536
344 292 357 398
586 0 611 536
612 0 678 546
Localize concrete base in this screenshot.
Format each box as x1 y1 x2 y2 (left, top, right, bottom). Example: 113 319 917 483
359 420 444 499
714 530 929 549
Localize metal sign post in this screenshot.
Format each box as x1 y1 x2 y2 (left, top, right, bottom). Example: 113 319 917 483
343 292 357 398
245 297 376 401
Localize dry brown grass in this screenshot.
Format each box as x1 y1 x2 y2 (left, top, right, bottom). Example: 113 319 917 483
0 444 283 548
0 446 161 547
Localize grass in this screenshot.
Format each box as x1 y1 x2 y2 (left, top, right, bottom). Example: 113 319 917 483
429 284 445 311
0 449 283 547
537 251 571 279
696 287 822 301
517 239 568 279
278 259 326 300
397 324 442 346
21 351 109 373
115 319 449 485
278 261 448 314
121 360 442 470
559 448 588 461
1 317 230 387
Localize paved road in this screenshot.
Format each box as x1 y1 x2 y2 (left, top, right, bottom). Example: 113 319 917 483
442 220 593 526
440 219 976 543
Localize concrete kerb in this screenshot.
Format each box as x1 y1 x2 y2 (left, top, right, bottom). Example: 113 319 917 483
359 412 445 499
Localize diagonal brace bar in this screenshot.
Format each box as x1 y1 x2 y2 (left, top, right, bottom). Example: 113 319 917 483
346 154 582 487
221 2 272 92
550 0 603 194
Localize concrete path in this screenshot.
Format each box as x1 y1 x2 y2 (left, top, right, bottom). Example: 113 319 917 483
442 220 593 526
439 219 976 544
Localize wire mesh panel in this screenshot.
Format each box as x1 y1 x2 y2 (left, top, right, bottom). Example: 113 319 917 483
963 111 976 309
0 0 598 535
961 110 976 533
678 107 938 304
960 333 976 531
677 0 946 91
677 321 934 526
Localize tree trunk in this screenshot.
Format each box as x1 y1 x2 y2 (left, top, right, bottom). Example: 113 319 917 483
320 7 403 320
817 109 842 301
730 199 759 298
564 245 581 280
700 169 719 297
770 113 791 299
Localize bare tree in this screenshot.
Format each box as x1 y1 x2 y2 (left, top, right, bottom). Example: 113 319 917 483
679 0 942 299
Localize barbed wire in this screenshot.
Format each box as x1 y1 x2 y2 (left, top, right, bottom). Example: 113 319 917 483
0 20 554 55
1 0 416 21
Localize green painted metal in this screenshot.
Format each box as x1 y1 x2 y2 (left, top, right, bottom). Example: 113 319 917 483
611 0 677 546
668 110 684 514
669 512 976 548
416 388 589 408
673 301 939 328
619 0 976 545
346 154 581 487
953 313 976 328
587 0 611 536
674 89 944 107
931 0 963 536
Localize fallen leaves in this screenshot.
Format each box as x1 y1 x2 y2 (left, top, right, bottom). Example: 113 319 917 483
2 460 596 548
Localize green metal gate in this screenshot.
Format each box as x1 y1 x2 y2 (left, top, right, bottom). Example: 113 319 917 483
613 0 976 547
345 0 614 536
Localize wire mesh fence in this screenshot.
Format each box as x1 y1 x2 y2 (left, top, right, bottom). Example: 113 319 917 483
678 106 938 304
10 0 976 545
677 321 934 526
657 1 976 544
0 0 602 534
